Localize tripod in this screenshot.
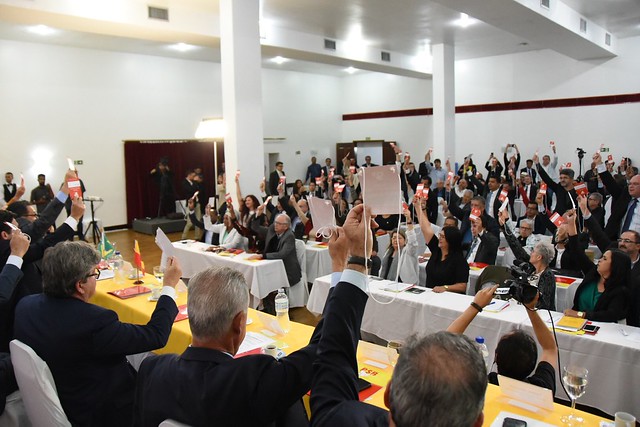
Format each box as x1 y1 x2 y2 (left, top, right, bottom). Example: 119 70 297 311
83 197 103 243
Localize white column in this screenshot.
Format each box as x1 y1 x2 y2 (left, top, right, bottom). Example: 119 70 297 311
219 0 264 207
432 43 456 162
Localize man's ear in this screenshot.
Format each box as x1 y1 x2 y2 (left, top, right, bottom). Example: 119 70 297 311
0 231 11 240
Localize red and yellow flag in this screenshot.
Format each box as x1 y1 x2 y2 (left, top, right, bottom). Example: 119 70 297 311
133 240 145 274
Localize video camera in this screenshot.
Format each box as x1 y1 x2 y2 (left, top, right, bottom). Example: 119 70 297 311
495 259 539 305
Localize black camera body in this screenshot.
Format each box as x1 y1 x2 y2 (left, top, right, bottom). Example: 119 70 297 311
500 260 539 305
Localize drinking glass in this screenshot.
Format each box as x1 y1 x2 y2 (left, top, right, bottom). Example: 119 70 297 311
153 266 164 286
387 340 403 367
561 365 588 425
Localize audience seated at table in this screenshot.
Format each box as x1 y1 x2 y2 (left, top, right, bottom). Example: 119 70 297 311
379 209 419 285
135 266 324 427
14 242 181 426
188 199 243 250
447 286 558 392
310 205 488 427
499 209 557 311
563 210 631 322
415 197 469 294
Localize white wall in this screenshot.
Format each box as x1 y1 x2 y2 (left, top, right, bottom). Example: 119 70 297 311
341 35 640 167
0 39 343 227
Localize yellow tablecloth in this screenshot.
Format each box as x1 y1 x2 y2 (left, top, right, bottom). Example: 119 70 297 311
91 276 608 425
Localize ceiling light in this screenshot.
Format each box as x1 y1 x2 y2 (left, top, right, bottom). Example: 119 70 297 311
195 118 226 140
271 56 289 65
27 25 57 36
168 43 197 52
455 13 476 28
344 67 358 74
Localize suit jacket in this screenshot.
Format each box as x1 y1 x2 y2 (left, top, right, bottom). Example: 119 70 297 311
418 161 430 181
251 216 301 286
181 178 198 200
520 166 537 182
0 264 23 304
268 170 284 196
0 222 75 352
469 175 503 219
2 183 16 202
467 231 499 265
536 163 577 216
448 192 500 241
134 316 325 427
516 214 547 236
600 170 633 240
17 197 66 240
311 281 389 427
14 294 178 426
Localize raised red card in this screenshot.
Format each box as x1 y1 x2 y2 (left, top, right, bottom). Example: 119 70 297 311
550 212 565 227
574 182 588 197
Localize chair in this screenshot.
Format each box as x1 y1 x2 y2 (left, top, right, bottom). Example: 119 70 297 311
9 340 71 427
159 420 193 427
475 265 512 296
288 239 309 308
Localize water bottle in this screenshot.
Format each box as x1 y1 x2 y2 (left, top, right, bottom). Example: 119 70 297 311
475 336 490 370
112 251 126 285
274 288 291 334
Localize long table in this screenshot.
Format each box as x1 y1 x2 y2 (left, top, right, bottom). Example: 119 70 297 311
308 274 640 420
91 275 608 425
172 241 289 307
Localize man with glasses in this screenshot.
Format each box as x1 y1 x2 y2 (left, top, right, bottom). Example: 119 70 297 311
586 192 605 229
14 242 181 426
251 210 301 314
517 201 547 235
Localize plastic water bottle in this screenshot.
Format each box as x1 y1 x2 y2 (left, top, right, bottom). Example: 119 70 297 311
274 288 291 334
112 251 126 285
475 336 490 370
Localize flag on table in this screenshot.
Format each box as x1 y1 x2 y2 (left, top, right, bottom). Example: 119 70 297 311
97 232 115 260
133 240 145 274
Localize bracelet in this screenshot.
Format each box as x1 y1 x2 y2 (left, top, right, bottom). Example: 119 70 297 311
470 302 483 313
347 256 372 266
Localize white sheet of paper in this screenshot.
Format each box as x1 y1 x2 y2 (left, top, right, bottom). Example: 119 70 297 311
67 157 75 171
357 341 390 367
208 197 215 207
155 228 175 268
255 311 285 335
96 269 115 281
308 196 336 234
237 331 275 354
498 375 555 411
360 165 402 215
490 411 555 427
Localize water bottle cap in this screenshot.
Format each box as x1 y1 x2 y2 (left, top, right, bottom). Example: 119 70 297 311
278 288 284 293
475 336 485 344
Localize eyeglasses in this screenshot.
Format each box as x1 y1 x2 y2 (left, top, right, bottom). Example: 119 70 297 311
520 227 532 230
617 238 640 244
23 213 39 218
86 268 101 280
274 221 288 226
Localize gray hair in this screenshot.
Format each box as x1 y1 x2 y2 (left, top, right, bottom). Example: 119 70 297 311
388 331 487 427
275 213 291 227
187 267 250 341
463 189 474 198
534 240 555 266
42 241 101 298
520 219 533 229
588 192 603 205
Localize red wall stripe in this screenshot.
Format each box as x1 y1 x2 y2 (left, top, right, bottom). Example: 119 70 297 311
342 92 640 121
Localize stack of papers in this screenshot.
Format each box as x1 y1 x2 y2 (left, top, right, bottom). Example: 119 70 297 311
555 316 587 332
382 282 414 293
484 299 510 313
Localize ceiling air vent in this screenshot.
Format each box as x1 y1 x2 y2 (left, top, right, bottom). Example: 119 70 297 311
324 39 336 51
148 6 169 21
540 0 550 10
579 18 587 33
605 33 611 46
381 51 391 62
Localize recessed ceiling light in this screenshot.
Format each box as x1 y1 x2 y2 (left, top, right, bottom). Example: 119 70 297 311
168 43 197 52
27 25 57 36
344 67 358 74
454 13 476 28
271 56 289 65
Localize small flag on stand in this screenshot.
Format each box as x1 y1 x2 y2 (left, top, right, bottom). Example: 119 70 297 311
97 231 115 260
133 240 145 283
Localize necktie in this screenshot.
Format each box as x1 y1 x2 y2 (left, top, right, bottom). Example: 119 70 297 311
467 237 479 261
622 198 638 233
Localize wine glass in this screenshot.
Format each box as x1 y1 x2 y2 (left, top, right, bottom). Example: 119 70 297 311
387 340 403 367
561 365 588 425
153 266 164 286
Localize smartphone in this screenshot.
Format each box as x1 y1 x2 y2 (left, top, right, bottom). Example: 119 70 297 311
502 417 527 427
583 324 600 334
405 287 426 294
357 377 372 392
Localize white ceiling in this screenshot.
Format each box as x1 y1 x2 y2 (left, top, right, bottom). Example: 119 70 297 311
0 0 638 78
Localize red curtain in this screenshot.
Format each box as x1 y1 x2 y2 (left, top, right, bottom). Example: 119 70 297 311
124 140 222 225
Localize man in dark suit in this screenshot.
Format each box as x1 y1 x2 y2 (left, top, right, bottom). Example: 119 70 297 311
520 159 537 182
534 154 577 216
181 169 202 240
268 162 286 196
361 155 377 168
2 172 16 203
14 243 180 426
134 265 324 427
597 154 640 239
469 175 503 219
585 192 605 229
445 195 500 244
310 205 487 427
517 172 538 205
251 210 301 313
516 202 547 235
466 215 499 265
0 198 83 354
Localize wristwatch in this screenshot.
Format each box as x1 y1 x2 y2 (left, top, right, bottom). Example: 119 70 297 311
347 256 372 267
577 311 584 318
444 285 449 291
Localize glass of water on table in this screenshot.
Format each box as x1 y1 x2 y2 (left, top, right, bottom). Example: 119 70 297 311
151 266 164 300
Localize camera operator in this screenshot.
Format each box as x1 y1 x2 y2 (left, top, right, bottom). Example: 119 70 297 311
448 286 558 392
499 209 557 310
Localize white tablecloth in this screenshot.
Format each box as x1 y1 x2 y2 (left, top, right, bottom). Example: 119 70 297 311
304 241 331 283
172 241 288 308
307 274 640 419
